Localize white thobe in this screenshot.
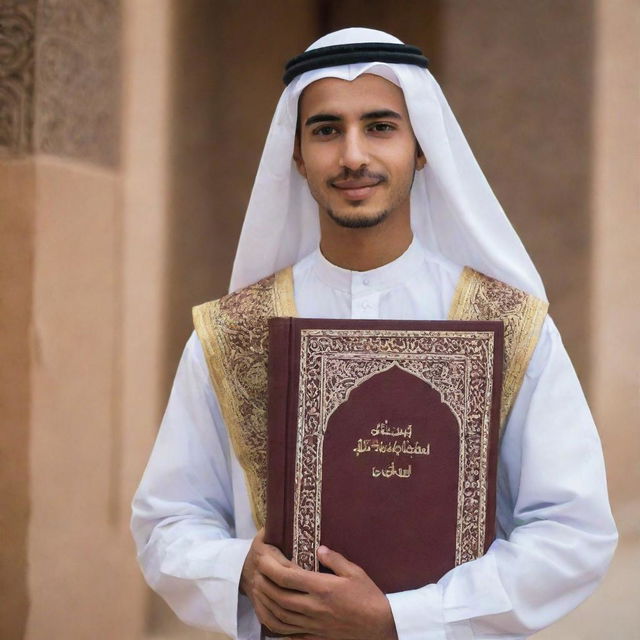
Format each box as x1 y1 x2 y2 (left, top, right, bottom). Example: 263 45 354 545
131 238 617 639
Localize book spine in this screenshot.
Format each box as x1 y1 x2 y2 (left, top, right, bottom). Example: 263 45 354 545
283 317 298 558
484 323 504 552
264 317 293 551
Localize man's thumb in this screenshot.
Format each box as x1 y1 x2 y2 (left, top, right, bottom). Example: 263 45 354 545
317 545 360 577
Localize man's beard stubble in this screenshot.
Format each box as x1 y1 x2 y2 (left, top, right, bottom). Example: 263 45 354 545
322 167 390 229
325 207 390 229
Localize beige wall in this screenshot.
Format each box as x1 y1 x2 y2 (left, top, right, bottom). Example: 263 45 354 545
24 3 175 638
590 0 640 523
438 0 595 384
164 0 318 380
26 157 140 639
0 1 172 638
0 1 637 639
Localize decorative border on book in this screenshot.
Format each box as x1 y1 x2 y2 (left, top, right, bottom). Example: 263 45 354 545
292 329 496 572
449 267 548 428
192 266 297 528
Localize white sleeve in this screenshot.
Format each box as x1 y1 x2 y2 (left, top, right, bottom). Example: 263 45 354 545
386 317 618 640
130 332 253 638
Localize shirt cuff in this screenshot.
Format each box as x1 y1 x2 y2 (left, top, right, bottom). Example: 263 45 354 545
387 584 448 640
161 537 253 638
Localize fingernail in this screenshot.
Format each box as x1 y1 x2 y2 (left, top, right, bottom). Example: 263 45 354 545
317 545 328 555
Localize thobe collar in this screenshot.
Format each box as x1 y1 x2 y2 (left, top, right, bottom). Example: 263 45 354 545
312 235 424 294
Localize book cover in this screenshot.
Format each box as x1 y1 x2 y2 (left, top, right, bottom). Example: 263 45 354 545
265 318 503 593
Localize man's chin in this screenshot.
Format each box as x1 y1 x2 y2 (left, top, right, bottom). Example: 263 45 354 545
325 207 389 229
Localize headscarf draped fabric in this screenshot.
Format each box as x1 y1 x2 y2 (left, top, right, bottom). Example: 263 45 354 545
229 28 546 300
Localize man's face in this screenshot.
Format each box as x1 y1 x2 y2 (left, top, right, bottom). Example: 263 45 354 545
294 73 424 229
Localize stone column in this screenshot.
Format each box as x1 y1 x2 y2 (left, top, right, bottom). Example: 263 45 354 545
1 2 41 638
0 0 173 637
21 0 144 637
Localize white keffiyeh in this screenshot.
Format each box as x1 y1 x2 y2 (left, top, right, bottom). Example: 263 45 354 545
230 27 546 300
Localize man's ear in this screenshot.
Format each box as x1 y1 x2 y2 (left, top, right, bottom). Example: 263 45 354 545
293 136 307 178
416 143 427 171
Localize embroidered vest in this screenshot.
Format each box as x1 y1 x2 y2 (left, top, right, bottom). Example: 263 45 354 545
193 266 548 528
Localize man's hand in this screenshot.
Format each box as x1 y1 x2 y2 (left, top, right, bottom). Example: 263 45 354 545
240 529 308 635
240 529 397 640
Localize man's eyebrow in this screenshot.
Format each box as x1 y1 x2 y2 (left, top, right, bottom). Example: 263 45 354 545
304 109 403 127
360 109 403 121
304 113 341 126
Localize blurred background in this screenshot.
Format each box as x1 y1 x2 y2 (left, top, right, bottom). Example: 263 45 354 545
1 0 638 638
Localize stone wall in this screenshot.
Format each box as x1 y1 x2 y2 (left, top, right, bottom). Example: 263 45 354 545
1 1 170 637
1 1 637 638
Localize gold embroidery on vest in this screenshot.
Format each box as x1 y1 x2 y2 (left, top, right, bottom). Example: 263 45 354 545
195 264 546 527
193 267 297 528
448 267 549 428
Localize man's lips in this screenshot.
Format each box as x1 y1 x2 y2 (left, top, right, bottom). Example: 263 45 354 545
331 178 383 200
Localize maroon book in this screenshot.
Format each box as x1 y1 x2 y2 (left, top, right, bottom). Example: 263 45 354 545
265 318 503 594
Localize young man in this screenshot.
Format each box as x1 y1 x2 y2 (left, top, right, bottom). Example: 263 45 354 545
131 28 617 640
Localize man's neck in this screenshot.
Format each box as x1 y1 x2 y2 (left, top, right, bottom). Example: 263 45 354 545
319 218 414 272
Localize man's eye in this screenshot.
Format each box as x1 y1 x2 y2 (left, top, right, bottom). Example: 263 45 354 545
369 123 395 133
313 125 338 136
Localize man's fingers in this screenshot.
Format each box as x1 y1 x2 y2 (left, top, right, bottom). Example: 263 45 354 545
262 544 296 567
253 592 308 636
254 530 294 567
258 572 319 617
258 551 300 584
316 545 362 578
259 554 318 591
257 589 318 632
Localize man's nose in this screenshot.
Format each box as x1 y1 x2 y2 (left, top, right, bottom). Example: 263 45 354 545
339 130 369 170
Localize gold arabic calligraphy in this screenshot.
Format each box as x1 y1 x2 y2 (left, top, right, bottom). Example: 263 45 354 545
353 420 430 480
370 420 413 439
371 461 412 478
353 438 430 457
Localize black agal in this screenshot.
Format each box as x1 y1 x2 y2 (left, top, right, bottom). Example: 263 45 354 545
283 42 429 85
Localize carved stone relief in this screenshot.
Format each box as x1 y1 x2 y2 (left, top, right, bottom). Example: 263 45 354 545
0 0 37 157
34 0 121 167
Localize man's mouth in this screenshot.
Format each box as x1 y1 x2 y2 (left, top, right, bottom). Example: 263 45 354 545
331 177 383 200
